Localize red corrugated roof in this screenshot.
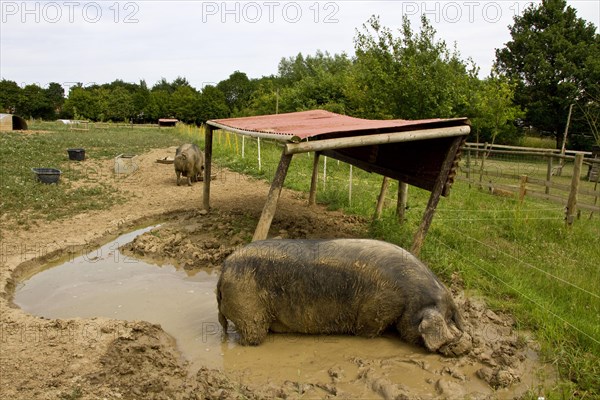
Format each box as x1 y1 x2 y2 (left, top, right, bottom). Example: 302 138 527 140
208 110 468 141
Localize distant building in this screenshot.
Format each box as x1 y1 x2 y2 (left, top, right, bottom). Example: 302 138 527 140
158 118 178 127
0 113 28 131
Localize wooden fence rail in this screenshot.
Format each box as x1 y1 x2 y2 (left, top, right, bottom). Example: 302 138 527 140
461 144 600 221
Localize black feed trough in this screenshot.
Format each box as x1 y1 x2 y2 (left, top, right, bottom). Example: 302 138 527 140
32 168 62 184
67 148 85 161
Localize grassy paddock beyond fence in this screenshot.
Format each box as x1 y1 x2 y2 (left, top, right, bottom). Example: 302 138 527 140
1 122 598 397
459 144 600 219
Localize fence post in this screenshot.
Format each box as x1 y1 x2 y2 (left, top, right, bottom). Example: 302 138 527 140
478 142 488 189
466 148 471 185
545 155 553 195
519 175 528 203
565 153 584 226
242 136 245 158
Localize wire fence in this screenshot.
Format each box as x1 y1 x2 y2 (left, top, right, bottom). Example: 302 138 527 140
458 143 600 220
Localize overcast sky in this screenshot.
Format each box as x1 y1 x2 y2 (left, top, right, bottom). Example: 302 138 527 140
1 1 598 92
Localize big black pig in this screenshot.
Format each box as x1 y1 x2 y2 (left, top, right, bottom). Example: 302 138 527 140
174 143 204 186
216 239 472 356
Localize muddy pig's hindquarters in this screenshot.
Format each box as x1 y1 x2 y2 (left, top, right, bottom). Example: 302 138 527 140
216 239 472 355
174 143 204 186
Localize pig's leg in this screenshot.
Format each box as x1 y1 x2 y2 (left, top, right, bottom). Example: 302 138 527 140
176 171 181 186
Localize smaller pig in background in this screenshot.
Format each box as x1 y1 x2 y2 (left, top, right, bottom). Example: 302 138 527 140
174 143 204 186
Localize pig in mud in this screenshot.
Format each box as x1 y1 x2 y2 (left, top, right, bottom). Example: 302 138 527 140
217 239 472 356
174 143 204 186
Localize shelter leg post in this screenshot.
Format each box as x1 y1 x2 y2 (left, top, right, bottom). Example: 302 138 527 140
252 150 294 241
203 125 214 211
309 152 321 206
397 181 408 224
411 137 463 255
374 177 390 220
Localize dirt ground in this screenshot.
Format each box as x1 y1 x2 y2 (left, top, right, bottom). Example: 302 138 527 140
0 147 556 399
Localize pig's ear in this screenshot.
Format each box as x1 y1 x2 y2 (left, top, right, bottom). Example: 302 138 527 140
418 308 447 352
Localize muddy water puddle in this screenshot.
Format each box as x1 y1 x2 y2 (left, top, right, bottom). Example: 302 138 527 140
14 227 545 398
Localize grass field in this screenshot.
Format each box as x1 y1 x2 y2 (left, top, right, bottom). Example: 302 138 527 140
1 122 598 397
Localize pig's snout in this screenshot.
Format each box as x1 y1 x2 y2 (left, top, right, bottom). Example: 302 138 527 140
418 308 472 356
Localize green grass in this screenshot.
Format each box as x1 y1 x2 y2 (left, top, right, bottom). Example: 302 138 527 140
1 122 598 397
519 135 558 149
0 121 186 229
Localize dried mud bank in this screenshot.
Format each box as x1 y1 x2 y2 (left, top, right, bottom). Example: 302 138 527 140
0 147 556 399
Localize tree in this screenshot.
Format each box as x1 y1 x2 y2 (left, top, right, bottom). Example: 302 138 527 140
471 70 525 145
106 86 135 122
45 82 65 115
197 85 229 124
0 79 21 113
171 86 200 124
63 85 98 120
495 0 600 149
17 84 54 119
276 51 353 114
216 71 254 115
351 15 475 120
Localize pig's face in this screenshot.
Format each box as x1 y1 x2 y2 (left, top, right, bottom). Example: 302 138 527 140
417 300 472 356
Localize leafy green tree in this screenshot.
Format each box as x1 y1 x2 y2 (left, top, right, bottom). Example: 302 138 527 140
45 82 65 115
106 86 135 122
17 84 54 119
171 86 200 123
239 77 279 116
276 51 353 114
217 71 254 115
471 70 525 145
351 15 474 120
63 85 98 120
197 85 229 124
132 80 153 122
150 89 172 120
0 79 21 113
495 0 600 149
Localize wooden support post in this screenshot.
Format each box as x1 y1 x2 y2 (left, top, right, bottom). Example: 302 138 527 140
308 152 321 206
519 175 528 203
257 137 262 171
411 137 463 256
565 153 584 226
546 155 553 195
374 177 390 220
466 149 471 183
252 150 293 241
203 125 214 212
397 181 408 224
348 165 353 206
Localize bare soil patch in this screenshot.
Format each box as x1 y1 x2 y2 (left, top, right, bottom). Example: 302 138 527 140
0 147 555 399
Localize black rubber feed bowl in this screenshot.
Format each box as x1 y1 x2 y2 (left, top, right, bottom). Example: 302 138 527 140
67 148 85 161
32 168 62 184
